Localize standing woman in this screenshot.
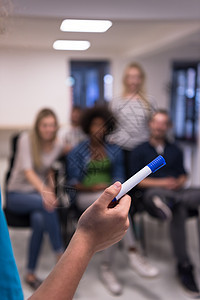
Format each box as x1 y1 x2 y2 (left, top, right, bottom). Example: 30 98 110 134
110 62 155 178
7 108 64 290
109 63 158 278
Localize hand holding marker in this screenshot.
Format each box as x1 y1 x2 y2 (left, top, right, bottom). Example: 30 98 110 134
113 155 166 202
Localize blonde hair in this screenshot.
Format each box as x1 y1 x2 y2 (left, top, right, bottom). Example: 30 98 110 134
30 108 58 169
122 62 149 108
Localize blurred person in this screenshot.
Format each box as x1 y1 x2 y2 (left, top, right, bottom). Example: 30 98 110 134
67 106 158 296
109 62 156 178
130 110 200 297
58 106 86 153
6 108 65 290
109 62 159 278
0 183 131 300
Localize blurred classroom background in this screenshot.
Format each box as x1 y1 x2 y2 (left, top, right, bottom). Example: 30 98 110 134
0 1 200 299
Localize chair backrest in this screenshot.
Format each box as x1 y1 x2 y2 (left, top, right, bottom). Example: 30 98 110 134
4 207 30 227
4 132 31 228
52 154 78 208
5 133 21 187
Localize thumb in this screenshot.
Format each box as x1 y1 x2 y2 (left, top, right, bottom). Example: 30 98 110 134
97 181 121 207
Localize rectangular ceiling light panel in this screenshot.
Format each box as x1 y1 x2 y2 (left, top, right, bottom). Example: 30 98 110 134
60 19 112 33
53 40 90 50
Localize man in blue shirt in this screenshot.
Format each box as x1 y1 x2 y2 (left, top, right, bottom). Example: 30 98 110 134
0 189 24 300
130 110 200 298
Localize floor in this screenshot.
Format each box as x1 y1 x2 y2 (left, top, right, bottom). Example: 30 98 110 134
8 212 200 300
1 158 200 300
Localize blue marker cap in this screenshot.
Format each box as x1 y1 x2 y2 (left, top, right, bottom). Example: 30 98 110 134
147 155 166 173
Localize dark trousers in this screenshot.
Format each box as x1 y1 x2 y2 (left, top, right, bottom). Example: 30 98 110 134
143 187 200 265
123 149 132 179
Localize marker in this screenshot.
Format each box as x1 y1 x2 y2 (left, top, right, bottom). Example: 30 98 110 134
113 155 166 202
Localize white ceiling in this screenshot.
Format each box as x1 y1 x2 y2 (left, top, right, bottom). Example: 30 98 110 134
1 0 200 58
9 0 200 20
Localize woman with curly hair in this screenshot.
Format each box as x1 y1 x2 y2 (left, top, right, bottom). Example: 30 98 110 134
67 106 124 210
67 106 125 295
67 106 157 295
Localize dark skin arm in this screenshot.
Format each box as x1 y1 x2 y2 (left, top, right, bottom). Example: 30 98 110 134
29 182 131 300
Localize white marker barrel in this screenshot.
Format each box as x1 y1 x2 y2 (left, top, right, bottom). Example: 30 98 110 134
113 155 166 202
115 166 151 200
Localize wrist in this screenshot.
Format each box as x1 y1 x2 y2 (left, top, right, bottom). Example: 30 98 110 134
72 230 96 258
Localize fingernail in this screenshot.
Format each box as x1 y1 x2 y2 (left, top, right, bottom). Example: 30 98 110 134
113 181 121 189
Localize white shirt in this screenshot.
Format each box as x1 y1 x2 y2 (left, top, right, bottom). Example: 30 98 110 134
109 97 155 150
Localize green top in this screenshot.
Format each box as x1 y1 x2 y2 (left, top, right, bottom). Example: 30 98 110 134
82 157 112 187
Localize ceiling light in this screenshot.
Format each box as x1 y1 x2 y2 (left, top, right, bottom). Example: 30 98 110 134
53 40 90 51
60 19 112 33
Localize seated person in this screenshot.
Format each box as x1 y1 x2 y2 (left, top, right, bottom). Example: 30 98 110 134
130 109 200 297
6 108 65 290
58 105 86 153
67 106 124 210
67 106 158 296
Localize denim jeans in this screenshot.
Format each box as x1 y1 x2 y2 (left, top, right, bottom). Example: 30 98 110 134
7 192 63 273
